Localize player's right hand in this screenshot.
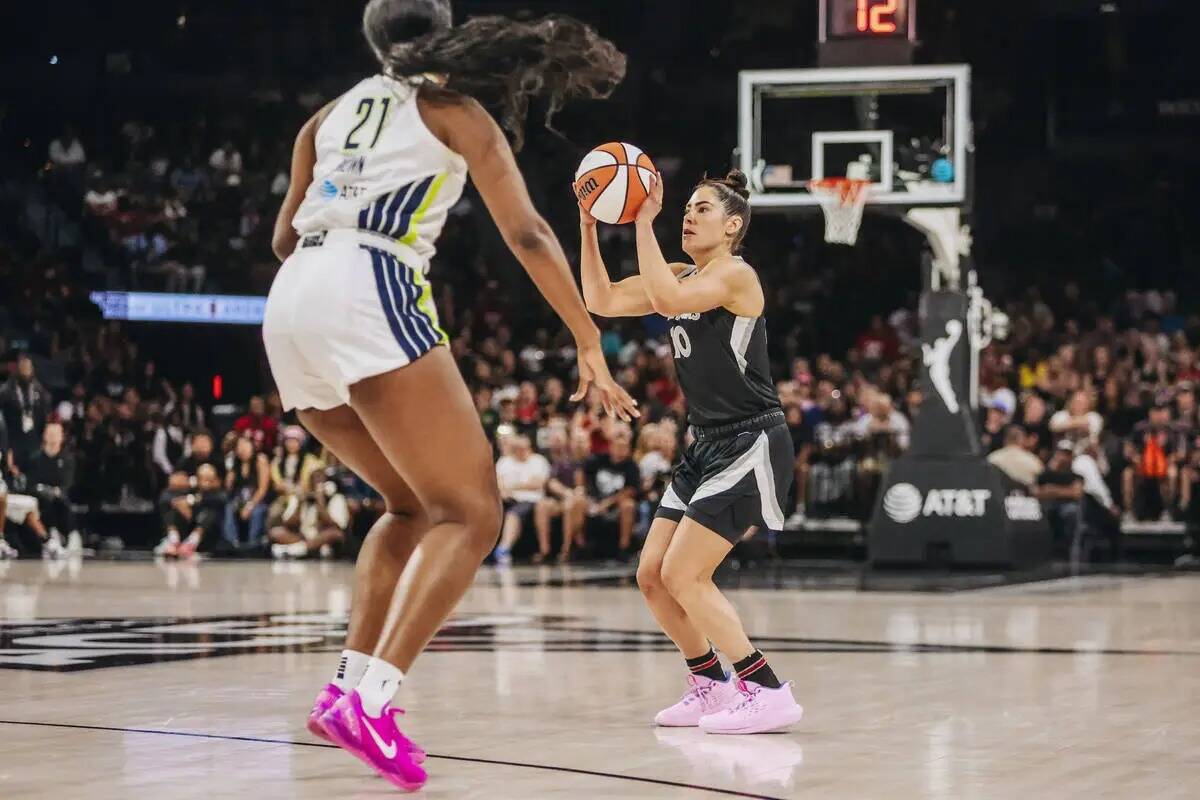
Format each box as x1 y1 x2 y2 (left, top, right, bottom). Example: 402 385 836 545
577 194 597 228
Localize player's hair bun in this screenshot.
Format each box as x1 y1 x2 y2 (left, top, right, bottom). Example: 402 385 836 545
720 169 750 199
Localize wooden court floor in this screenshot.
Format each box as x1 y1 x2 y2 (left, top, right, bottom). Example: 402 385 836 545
1 559 1197 799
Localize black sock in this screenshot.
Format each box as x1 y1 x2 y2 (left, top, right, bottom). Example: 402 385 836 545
685 648 727 681
732 650 782 689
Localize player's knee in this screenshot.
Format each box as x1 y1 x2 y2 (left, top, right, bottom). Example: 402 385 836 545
427 490 502 554
636 558 665 596
660 560 695 600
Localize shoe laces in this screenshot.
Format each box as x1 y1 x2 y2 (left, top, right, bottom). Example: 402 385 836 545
730 680 764 712
679 676 716 707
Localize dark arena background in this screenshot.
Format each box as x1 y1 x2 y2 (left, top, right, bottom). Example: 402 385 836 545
2 1 1199 797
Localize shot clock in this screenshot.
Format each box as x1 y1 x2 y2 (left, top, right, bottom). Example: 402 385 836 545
818 0 918 66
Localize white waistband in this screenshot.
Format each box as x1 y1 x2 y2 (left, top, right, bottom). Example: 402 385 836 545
298 229 427 272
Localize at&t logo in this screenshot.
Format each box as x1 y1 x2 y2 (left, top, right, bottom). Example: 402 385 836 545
883 483 991 523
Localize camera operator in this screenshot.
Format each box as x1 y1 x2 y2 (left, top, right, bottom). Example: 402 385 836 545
154 463 227 558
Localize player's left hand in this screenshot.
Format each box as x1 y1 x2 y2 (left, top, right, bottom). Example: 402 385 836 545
636 171 663 224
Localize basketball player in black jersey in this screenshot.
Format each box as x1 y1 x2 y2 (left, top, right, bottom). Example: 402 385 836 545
578 170 803 734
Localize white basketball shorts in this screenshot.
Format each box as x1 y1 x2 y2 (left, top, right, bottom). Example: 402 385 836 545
263 230 448 412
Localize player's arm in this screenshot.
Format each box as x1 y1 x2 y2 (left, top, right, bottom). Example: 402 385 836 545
271 114 319 261
579 209 651 317
633 174 759 317
424 94 598 346
421 91 637 419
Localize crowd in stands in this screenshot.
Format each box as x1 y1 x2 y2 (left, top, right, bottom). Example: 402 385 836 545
1 55 1195 565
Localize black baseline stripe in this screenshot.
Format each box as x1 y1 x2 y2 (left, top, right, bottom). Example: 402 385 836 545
0 719 787 800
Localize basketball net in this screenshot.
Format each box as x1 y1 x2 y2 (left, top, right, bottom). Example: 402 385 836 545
808 178 870 246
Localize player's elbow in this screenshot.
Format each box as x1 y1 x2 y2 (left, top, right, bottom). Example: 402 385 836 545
583 287 616 317
271 231 296 262
503 217 554 255
649 295 682 318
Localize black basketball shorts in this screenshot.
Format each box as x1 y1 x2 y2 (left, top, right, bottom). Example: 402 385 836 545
654 417 795 544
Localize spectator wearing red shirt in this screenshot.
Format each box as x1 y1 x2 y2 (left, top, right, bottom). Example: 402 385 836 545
855 315 900 365
233 395 278 452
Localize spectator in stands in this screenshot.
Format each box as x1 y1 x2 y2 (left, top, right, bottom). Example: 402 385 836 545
25 422 80 552
855 314 900 369
150 408 187 486
493 435 551 565
268 468 348 560
208 139 243 185
165 381 206 431
853 393 911 450
1036 441 1085 552
270 426 324 500
1050 390 1104 447
233 395 278 452
155 463 226 558
1122 403 1181 521
224 436 270 550
48 125 87 170
540 428 590 562
1072 439 1122 558
785 404 815 524
174 431 223 482
1 412 57 558
988 425 1044 489
582 425 640 559
1 354 50 472
1017 393 1053 460
979 395 1014 454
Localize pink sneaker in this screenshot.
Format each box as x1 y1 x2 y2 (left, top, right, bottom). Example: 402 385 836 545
699 680 804 735
307 684 426 763
319 690 427 791
654 674 742 727
307 683 343 743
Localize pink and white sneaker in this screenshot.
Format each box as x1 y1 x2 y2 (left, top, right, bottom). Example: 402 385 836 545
699 680 804 735
654 674 743 727
309 684 426 763
319 690 427 791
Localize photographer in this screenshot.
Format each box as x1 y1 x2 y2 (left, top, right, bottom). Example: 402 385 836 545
24 422 81 552
267 468 348 559
154 463 227 558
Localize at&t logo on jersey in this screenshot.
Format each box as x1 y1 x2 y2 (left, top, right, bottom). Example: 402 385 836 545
883 483 991 524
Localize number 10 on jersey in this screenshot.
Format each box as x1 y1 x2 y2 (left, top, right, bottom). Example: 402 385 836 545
670 325 692 359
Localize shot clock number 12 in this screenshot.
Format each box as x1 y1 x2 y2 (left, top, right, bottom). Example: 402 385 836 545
824 0 913 41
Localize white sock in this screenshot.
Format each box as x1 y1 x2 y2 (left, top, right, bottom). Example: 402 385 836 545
185 531 201 546
332 649 370 692
357 657 405 717
286 541 309 557
166 530 181 545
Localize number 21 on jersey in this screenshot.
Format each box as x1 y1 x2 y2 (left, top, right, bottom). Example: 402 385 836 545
670 325 692 359
344 97 391 151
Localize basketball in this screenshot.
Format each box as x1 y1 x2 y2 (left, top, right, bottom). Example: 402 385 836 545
573 142 656 225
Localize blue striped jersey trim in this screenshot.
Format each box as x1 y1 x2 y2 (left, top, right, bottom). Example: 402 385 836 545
356 175 436 240
363 246 439 361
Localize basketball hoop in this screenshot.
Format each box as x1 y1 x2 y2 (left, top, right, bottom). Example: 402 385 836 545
808 178 870 245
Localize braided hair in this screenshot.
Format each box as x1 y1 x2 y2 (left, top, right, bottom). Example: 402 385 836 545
362 0 626 151
695 170 752 253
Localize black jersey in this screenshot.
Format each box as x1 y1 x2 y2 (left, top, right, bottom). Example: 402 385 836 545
667 264 781 427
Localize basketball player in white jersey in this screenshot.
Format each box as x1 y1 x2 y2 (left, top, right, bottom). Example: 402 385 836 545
264 1 635 790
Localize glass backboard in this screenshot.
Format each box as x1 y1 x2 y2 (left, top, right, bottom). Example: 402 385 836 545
737 64 971 208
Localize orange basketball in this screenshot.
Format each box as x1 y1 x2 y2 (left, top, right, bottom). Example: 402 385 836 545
573 142 656 225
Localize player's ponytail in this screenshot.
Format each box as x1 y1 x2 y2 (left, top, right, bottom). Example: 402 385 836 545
363 0 626 151
697 170 752 253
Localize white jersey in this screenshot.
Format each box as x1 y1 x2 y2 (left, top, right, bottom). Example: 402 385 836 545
292 74 467 273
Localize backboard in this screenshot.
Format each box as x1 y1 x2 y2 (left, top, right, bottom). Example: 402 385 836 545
737 64 972 209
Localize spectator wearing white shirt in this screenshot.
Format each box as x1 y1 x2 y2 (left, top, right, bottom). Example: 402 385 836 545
492 435 550 565
987 425 1044 488
852 394 911 450
1049 390 1104 446
208 139 243 185
48 126 86 169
